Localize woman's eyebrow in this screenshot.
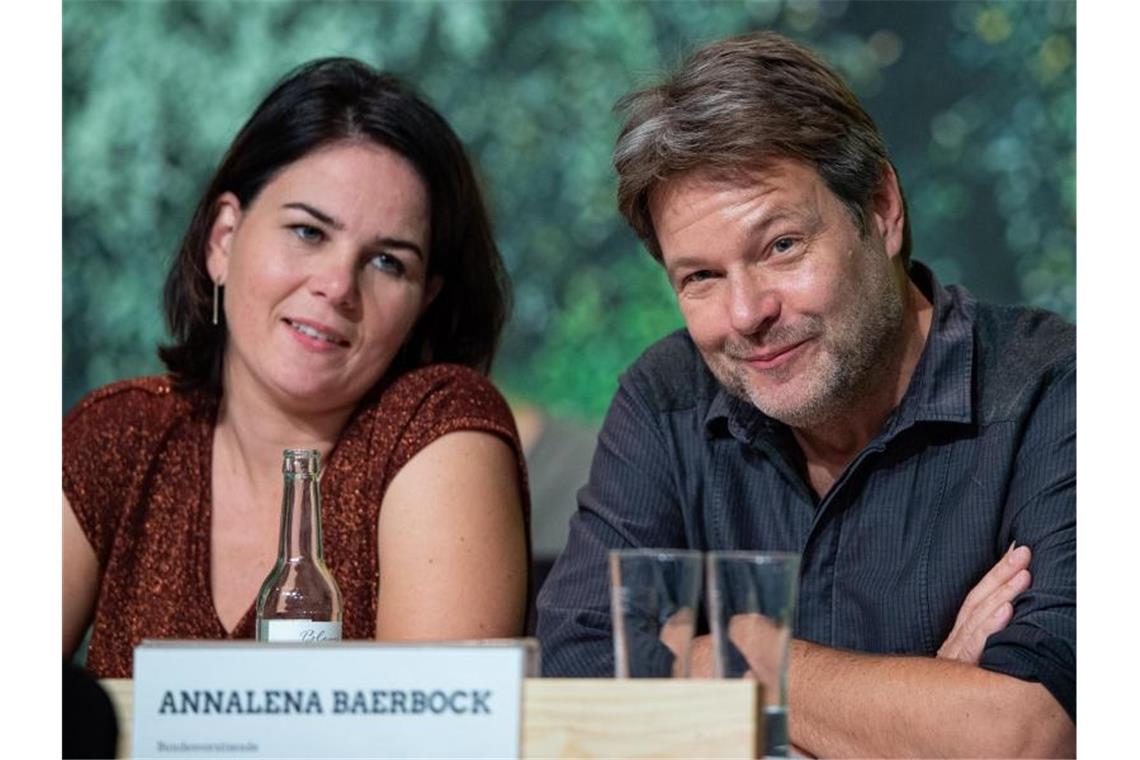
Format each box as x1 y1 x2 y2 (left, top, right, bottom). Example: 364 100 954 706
283 202 343 229
284 201 424 260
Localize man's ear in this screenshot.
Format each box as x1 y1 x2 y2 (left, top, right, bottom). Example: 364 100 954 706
206 192 242 284
870 163 906 261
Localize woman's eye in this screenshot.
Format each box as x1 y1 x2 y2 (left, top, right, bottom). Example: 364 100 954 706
290 225 325 244
368 252 406 277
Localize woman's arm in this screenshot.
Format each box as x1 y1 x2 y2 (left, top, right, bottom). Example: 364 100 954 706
63 493 99 658
375 431 527 639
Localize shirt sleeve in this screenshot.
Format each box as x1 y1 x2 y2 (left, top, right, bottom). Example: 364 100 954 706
385 365 527 494
979 360 1075 720
62 384 156 566
535 373 691 677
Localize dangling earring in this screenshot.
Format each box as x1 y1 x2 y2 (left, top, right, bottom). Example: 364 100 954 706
212 280 221 326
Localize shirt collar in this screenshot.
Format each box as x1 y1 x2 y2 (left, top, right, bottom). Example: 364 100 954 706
895 261 975 428
703 260 976 443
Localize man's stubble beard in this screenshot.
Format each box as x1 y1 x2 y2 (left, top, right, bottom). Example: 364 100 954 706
708 253 907 430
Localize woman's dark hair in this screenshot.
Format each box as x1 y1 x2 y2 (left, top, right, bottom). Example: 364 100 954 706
160 57 509 392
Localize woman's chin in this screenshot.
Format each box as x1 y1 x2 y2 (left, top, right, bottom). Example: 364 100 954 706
222 354 386 416
265 376 369 416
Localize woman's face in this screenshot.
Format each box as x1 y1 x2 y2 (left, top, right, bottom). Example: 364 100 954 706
206 141 439 416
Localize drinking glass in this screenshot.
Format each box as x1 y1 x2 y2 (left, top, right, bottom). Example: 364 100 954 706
706 551 799 757
609 549 703 678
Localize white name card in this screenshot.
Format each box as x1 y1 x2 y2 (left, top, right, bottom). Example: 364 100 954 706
131 639 536 759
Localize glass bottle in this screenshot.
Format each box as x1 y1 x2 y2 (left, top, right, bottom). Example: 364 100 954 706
255 448 344 642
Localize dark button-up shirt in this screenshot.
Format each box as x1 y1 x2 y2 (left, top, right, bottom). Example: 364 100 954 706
536 263 1075 720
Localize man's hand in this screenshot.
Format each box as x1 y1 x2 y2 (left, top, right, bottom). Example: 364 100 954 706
691 544 1031 679
728 612 790 687
937 543 1031 664
683 616 789 686
688 632 715 678
659 608 696 677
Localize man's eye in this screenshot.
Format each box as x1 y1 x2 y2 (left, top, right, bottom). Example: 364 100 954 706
681 270 716 289
290 225 325 244
369 253 407 277
772 237 797 254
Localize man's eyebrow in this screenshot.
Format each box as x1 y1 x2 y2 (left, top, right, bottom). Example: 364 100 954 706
283 202 424 261
665 208 817 275
665 255 712 276
283 202 344 230
745 207 815 236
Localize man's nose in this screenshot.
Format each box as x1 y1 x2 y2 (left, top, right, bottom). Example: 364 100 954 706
727 271 779 336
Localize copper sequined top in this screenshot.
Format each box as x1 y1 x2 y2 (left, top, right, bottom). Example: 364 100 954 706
64 365 528 678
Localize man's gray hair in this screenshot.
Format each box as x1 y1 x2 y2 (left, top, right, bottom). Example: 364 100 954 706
613 31 911 265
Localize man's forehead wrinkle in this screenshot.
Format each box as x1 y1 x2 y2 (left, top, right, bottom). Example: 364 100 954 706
660 186 823 260
656 178 780 240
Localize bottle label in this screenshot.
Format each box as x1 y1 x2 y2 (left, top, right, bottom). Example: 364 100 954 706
258 619 342 643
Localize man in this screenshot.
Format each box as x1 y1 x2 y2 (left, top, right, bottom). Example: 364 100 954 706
536 32 1074 757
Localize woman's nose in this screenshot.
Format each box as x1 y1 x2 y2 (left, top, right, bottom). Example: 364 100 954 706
308 253 360 312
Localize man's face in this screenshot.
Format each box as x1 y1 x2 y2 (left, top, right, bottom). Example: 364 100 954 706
652 159 905 428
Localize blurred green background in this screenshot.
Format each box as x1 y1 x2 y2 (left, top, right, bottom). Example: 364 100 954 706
63 0 1075 420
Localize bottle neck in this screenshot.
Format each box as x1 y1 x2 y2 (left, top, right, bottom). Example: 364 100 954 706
278 468 325 563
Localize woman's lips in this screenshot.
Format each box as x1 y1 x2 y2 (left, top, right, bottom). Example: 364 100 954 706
282 318 350 349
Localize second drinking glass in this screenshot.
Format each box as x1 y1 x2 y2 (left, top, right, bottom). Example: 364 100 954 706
706 551 799 757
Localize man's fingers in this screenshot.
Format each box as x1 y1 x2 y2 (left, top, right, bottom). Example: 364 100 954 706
939 546 1033 665
949 601 1015 662
950 575 1028 664
992 601 1014 629
962 568 1029 641
958 544 1031 618
939 564 1030 665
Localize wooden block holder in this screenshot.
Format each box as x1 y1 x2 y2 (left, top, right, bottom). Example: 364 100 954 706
102 678 763 758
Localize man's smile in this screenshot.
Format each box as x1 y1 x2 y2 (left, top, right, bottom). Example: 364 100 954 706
735 338 812 370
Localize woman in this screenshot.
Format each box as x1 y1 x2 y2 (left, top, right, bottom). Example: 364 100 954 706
62 58 529 677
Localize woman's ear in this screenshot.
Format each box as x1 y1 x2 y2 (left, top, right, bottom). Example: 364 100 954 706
206 192 242 284
420 275 443 317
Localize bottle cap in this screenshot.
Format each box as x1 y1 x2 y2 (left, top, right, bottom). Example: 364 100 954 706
282 448 321 477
